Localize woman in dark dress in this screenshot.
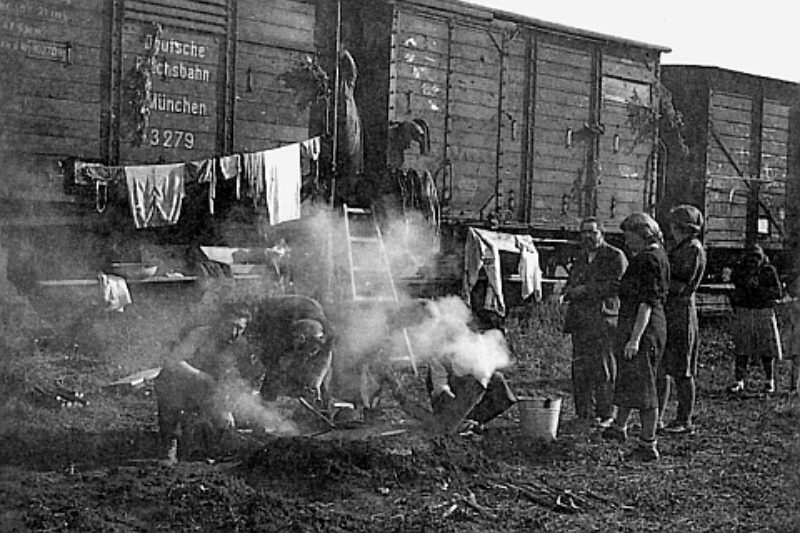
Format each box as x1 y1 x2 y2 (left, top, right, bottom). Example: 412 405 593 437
602 213 670 461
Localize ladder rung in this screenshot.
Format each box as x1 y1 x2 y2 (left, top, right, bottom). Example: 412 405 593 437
344 206 371 215
352 267 390 274
352 295 396 302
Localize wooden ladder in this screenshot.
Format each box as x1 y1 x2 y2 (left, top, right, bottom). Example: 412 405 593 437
342 204 417 374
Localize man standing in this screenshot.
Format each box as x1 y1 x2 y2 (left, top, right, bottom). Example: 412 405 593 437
657 205 707 434
563 218 628 427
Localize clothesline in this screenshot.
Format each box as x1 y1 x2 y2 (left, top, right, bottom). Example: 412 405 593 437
71 137 321 228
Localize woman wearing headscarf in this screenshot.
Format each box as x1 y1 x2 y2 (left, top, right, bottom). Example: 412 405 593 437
602 212 670 461
728 244 783 394
657 205 707 434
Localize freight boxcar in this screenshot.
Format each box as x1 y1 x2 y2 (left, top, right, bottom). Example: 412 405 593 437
0 0 320 281
660 66 800 280
0 0 670 286
328 0 669 244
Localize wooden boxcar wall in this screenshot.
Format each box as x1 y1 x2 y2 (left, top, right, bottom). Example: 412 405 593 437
343 0 664 235
0 0 316 205
0 0 109 201
233 0 317 153
661 66 800 261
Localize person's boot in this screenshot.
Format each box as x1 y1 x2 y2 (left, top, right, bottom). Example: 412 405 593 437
627 438 659 461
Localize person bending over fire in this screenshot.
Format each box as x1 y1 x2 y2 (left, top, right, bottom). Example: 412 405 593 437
154 305 253 463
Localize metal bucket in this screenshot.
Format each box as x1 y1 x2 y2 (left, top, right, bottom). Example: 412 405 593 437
517 397 562 441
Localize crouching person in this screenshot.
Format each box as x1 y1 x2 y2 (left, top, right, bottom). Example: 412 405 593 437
426 357 516 434
154 306 252 463
260 317 334 402
247 295 334 403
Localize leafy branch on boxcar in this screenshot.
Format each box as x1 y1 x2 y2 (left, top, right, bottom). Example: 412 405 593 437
279 55 331 111
121 22 162 146
626 81 689 156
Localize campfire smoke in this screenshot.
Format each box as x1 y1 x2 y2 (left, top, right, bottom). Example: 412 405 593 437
219 377 300 436
401 296 511 386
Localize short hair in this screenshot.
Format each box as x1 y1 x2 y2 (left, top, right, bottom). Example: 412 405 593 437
580 217 605 233
620 212 663 244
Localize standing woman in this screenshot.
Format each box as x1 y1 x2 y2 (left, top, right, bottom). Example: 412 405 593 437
602 213 670 461
728 244 783 393
657 205 707 434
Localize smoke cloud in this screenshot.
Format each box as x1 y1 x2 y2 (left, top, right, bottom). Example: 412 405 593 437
400 296 511 386
219 377 300 436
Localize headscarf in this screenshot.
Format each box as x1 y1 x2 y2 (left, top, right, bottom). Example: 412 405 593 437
669 204 704 235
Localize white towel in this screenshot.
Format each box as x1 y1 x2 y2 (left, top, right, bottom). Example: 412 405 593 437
265 143 302 225
516 237 543 302
99 273 132 312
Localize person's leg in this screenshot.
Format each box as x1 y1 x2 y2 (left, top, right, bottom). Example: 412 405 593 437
731 349 749 390
656 366 670 428
571 338 594 419
730 308 751 391
572 357 592 419
602 406 630 442
674 376 696 426
595 328 617 423
632 407 660 460
761 356 775 393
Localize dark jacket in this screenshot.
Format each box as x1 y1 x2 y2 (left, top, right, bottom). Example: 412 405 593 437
563 241 628 334
668 236 706 301
730 252 782 309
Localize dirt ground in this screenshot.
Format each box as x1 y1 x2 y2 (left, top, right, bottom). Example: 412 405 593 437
2 295 800 532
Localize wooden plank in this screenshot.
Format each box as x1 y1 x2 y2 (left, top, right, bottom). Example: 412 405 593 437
233 122 309 147
238 0 314 19
238 4 314 32
0 133 101 157
537 41 592 68
3 114 99 139
763 100 791 118
602 56 655 82
234 99 308 127
536 60 592 83
128 0 227 20
762 113 789 130
396 10 449 40
13 78 102 104
761 140 789 156
761 127 789 144
535 87 590 108
537 74 591 96
710 92 753 111
1 95 101 121
236 19 314 49
710 107 751 125
602 76 651 105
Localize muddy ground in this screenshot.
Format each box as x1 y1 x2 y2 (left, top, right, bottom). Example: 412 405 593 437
1 291 800 532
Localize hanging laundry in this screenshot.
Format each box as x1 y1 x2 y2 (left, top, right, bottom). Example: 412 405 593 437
74 163 125 186
516 236 543 302
187 158 217 214
125 163 186 229
220 154 242 200
99 273 132 312
265 143 302 225
300 136 321 176
242 150 267 207
242 144 302 225
463 228 543 316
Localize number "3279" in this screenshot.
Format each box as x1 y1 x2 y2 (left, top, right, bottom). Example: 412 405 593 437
149 128 195 149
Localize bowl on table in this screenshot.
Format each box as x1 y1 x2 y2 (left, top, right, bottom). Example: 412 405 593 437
108 262 158 280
